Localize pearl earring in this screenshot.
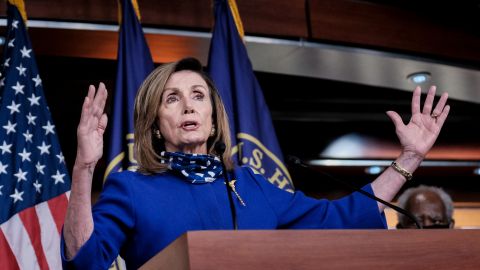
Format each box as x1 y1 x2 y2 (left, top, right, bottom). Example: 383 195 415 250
153 128 162 139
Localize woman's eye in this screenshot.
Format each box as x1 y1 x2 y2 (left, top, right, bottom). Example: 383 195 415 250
166 95 178 103
194 92 205 100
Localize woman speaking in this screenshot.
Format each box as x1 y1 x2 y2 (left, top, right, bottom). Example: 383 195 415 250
62 58 449 269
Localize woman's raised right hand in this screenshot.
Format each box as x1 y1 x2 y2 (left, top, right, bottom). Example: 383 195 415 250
76 83 108 167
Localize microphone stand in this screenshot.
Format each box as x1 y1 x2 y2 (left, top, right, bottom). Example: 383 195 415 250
287 155 422 229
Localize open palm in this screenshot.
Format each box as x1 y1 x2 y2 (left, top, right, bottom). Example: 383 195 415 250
76 83 108 166
387 86 450 158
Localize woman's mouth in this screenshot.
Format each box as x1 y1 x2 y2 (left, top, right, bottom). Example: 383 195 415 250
181 121 199 130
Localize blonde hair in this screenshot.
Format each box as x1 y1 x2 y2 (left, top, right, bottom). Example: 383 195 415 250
133 58 234 174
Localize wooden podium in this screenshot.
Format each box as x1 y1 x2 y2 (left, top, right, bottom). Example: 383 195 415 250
140 229 480 270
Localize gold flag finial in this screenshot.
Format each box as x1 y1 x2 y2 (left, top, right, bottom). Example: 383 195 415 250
118 0 142 24
8 0 28 25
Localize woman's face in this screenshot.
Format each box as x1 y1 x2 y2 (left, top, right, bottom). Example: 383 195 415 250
157 70 213 154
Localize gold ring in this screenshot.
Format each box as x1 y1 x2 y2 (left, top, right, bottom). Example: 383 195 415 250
431 113 439 118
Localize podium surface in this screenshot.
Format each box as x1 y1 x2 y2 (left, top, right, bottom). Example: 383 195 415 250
140 229 480 270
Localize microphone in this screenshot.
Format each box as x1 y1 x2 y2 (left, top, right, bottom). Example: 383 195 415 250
215 142 238 230
287 155 422 229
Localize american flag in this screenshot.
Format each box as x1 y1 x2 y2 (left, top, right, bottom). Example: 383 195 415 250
0 2 71 269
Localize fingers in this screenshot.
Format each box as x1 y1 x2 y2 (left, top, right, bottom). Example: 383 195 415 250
431 92 449 117
79 83 108 127
79 85 95 126
92 83 108 117
87 84 95 101
386 110 404 128
411 86 421 114
421 86 436 115
413 85 449 124
98 113 109 136
436 104 450 128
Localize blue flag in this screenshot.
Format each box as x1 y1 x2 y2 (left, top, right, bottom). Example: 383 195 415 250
105 0 154 178
0 2 70 268
207 0 293 191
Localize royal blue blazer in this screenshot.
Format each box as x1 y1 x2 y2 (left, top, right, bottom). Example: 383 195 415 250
61 166 386 269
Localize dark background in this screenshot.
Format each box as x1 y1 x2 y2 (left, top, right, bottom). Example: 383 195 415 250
36 55 480 202
1 0 479 204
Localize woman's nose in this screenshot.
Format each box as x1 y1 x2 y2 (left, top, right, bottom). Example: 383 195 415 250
183 108 194 114
183 100 195 114
182 96 196 114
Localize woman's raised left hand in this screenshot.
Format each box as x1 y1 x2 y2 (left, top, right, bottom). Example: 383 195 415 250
386 86 450 159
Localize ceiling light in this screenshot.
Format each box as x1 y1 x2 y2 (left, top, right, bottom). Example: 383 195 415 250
407 72 431 84
365 166 383 175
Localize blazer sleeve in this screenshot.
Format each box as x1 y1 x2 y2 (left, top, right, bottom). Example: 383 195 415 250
245 167 387 229
61 173 135 270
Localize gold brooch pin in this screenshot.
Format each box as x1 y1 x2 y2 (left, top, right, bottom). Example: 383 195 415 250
228 179 246 206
